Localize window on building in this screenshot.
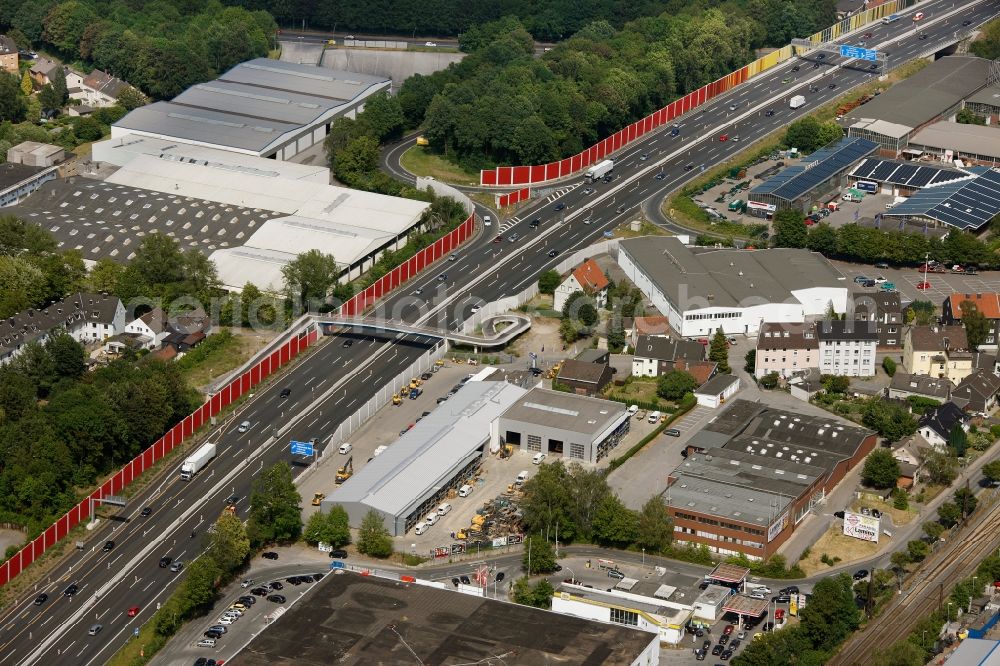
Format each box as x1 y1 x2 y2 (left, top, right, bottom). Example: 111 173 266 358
527 435 541 452
569 443 585 459
610 607 639 627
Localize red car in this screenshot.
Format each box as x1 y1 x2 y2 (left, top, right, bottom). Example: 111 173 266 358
917 281 931 290
718 134 729 142
723 624 735 635
128 605 140 617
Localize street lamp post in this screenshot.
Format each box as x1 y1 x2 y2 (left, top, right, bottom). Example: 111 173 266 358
947 601 953 624
642 548 645 567
970 577 979 613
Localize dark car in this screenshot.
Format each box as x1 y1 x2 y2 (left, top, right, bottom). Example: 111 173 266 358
225 493 239 506
779 585 799 595
313 573 325 581
664 428 681 437
719 634 729 646
817 53 825 59
655 172 667 180
813 62 821 69
529 218 541 228
34 593 48 606
495 572 505 582
329 549 348 559
103 540 115 552
553 202 566 211
963 19 972 26
64 583 79 596
342 339 353 348
772 594 791 603
204 629 223 639
695 648 707 661
765 109 775 117
853 569 869 580
460 575 471 585
918 33 928 40
279 388 291 399
698 580 710 590
763 622 774 632
608 568 626 580
269 581 284 590
547 249 560 258
792 65 800 71
420 372 432 380
141 506 152 517
452 577 460 587
828 82 837 89
239 595 256 605
251 587 269 596
262 551 279 560
684 163 695 171
721 650 734 661
286 576 302 585
158 556 172 568
712 645 724 656
730 639 741 650
869 63 878 70
267 594 286 603
437 273 448 281
703 640 712 651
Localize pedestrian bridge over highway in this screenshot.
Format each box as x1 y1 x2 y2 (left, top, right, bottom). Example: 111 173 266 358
313 313 531 348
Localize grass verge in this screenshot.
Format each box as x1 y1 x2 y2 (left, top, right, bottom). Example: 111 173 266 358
798 525 882 576
399 146 480 185
175 329 270 390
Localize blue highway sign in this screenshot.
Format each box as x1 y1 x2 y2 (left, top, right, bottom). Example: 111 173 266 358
840 45 877 62
290 440 315 456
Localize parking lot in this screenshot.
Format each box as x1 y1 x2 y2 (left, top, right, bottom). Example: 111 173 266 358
834 260 1000 305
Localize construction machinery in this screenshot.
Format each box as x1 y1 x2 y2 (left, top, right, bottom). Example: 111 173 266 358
335 457 354 484
409 377 422 390
392 392 402 406
311 492 325 506
434 359 445 367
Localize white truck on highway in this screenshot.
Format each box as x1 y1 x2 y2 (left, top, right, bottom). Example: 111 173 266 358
180 442 216 481
789 95 806 110
585 159 614 181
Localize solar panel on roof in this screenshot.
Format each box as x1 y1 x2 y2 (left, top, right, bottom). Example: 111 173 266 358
909 167 935 188
893 164 918 183
852 158 879 179
885 168 1000 231
769 138 878 201
870 161 896 181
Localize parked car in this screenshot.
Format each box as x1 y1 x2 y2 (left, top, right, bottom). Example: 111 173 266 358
267 594 286 603
853 569 870 580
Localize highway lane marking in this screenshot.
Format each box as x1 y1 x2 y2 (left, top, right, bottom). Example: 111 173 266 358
76 645 87 658
307 417 318 428
4 650 15 662
142 579 155 592
304 375 316 386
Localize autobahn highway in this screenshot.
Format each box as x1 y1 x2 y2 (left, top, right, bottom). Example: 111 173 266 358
1 1 994 663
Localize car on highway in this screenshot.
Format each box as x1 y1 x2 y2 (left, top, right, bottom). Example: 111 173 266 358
437 273 447 281
781 76 791 84
963 20 972 26
279 388 291 398
88 624 103 636
158 556 172 568
547 249 560 258
34 593 48 605
912 11 924 21
448 253 458 261
813 62 821 69
640 152 650 160
765 109 775 116
868 63 878 70
141 506 152 517
664 428 681 437
128 605 141 617
170 560 184 572
342 338 353 347
470 305 481 314
655 172 667 180
103 540 115 552
582 187 593 194
553 202 566 211
918 33 928 40
507 233 520 242
731 135 740 142
816 53 825 59
828 82 837 89
241 578 255 588
529 218 540 228
493 235 502 243
863 31 873 38
238 420 251 433
262 551 279 560
268 594 286 603
684 163 695 171
791 65 800 71
718 134 728 141
424 41 437 47
616 205 626 213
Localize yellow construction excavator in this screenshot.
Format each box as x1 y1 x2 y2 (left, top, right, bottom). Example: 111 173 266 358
335 457 354 484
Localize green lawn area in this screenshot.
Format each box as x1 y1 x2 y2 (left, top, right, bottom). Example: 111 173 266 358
606 377 662 405
175 329 274 390
399 146 480 185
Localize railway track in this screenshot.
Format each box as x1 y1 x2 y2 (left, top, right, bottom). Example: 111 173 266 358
829 493 1000 665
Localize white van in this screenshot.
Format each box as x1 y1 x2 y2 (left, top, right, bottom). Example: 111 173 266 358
516 471 530 485
237 420 251 433
198 638 217 648
648 411 661 424
372 445 388 457
414 522 429 535
458 484 474 497
424 513 439 525
627 405 639 414
532 452 547 465
338 443 352 455
483 215 492 226
437 502 452 516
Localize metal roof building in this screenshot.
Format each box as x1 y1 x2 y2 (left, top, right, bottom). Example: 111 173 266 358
618 236 848 338
323 381 528 536
883 167 1000 231
843 56 992 155
907 122 1000 167
748 137 879 214
848 156 973 190
111 59 391 160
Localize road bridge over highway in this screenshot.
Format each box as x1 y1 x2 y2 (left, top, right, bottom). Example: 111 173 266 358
314 312 531 348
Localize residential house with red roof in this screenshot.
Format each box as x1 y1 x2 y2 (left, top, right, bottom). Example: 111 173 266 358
553 259 610 311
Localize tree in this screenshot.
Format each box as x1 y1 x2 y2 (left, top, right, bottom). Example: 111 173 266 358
957 108 987 126
356 509 393 557
606 316 625 352
38 84 61 110
49 66 67 106
982 460 1000 485
559 317 579 343
862 399 918 442
72 116 104 141
709 328 730 373
907 539 930 561
861 448 900 489
591 494 639 548
206 513 251 572
636 495 673 552
921 449 959 485
523 535 557 574
332 134 380 185
909 300 935 325
281 249 339 307
247 462 303 546
772 209 808 249
538 270 561 295
116 86 147 111
512 577 554 608
520 461 579 542
871 639 928 666
937 501 961 528
822 374 850 394
20 71 33 97
45 330 85 380
744 348 756 373
303 505 352 547
948 425 968 457
784 116 824 153
798 573 861 651
658 369 696 400
882 357 896 377
959 300 989 350
562 291 598 327
954 486 978 517
0 72 27 122
759 372 779 389
890 550 911 572
922 520 945 542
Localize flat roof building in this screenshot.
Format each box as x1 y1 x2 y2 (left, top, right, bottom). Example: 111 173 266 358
844 56 992 156
498 387 630 465
228 572 661 666
112 59 391 161
554 580 691 646
747 137 878 214
323 381 527 536
883 167 1000 231
907 122 1000 167
618 236 848 338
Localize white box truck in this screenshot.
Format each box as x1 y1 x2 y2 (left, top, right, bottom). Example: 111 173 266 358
789 95 806 110
180 442 216 481
585 159 614 181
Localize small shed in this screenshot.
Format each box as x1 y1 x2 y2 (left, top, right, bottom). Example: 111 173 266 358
789 378 822 402
694 374 740 408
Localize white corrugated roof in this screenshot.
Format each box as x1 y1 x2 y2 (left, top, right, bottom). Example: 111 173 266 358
209 246 292 293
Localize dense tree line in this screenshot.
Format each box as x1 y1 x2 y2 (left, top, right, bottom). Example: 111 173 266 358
399 4 835 169
970 17 1000 60
224 0 834 44
772 212 999 268
0 0 276 99
0 335 200 536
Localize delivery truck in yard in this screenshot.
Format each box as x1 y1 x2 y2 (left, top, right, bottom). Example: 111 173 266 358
180 442 216 481
585 159 614 181
789 95 806 110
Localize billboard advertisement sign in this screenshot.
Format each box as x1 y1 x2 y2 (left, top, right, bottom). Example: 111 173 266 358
843 511 880 542
856 180 878 193
767 512 789 542
747 201 777 212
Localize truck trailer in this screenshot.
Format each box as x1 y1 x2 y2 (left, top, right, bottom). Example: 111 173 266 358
789 95 806 110
180 442 217 481
585 159 614 181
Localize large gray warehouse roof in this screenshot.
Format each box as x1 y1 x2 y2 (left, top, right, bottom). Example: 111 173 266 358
842 56 990 131
619 236 845 309
908 123 1000 160
328 382 527 520
113 59 390 154
500 388 628 437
